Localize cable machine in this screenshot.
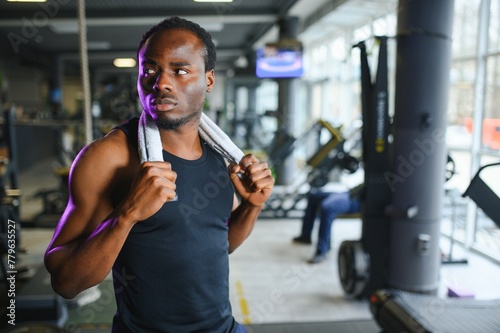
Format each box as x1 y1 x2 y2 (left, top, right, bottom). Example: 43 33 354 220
337 36 392 298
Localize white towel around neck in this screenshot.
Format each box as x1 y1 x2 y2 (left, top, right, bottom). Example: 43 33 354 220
138 111 245 165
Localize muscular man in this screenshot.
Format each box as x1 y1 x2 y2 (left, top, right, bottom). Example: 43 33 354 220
45 17 274 332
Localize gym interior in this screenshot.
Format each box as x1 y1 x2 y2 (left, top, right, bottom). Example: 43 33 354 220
1 0 500 332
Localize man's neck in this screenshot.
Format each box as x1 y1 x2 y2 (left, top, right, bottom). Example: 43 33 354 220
159 123 203 160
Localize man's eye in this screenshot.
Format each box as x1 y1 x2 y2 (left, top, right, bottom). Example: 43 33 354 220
175 69 188 75
144 68 156 76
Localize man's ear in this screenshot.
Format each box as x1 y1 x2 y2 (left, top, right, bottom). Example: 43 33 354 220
205 69 215 93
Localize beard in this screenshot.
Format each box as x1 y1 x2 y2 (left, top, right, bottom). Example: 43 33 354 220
155 108 202 131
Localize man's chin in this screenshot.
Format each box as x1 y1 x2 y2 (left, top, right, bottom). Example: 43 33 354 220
156 113 199 131
155 116 183 131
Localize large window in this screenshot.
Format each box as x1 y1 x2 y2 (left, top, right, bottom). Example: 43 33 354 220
452 0 480 58
446 60 475 194
483 55 500 152
302 13 397 143
449 0 500 261
489 0 500 52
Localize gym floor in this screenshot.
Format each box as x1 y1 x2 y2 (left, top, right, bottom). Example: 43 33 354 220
10 158 500 332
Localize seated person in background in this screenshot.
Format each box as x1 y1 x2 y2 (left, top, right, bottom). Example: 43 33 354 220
293 183 363 264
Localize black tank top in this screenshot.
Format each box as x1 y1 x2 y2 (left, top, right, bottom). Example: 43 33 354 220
111 118 237 332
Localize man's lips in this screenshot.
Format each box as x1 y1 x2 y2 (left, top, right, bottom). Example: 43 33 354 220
152 98 177 111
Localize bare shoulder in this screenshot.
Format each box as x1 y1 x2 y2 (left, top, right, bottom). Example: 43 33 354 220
68 128 139 215
47 127 140 248
78 127 134 162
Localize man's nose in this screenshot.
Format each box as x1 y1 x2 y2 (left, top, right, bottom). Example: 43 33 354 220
153 72 173 91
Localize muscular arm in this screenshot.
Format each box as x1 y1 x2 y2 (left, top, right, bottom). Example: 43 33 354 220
227 155 274 253
44 130 177 299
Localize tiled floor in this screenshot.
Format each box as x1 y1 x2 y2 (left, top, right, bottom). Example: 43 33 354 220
228 218 500 326
12 157 500 330
228 218 370 325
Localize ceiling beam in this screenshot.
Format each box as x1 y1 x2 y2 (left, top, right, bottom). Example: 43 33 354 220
0 15 277 28
58 48 243 61
301 0 349 33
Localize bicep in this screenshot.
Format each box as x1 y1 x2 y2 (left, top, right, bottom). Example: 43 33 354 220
46 140 120 252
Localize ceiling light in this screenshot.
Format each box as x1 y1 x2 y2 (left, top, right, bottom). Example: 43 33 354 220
88 41 111 51
50 22 78 34
113 58 136 68
7 0 47 2
194 0 233 2
199 22 224 32
234 55 248 68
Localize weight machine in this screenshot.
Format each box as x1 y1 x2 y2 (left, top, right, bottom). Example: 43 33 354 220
261 119 361 218
337 36 392 298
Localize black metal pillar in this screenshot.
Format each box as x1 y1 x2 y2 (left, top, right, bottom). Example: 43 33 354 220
276 16 299 185
387 0 455 293
245 84 258 149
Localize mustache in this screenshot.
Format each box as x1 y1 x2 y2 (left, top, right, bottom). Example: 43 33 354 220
152 94 176 104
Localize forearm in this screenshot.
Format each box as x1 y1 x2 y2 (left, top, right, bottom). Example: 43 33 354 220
45 216 133 299
227 201 262 253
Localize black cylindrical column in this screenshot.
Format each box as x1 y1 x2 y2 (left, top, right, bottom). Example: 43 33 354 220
276 16 299 185
246 84 258 149
387 0 455 293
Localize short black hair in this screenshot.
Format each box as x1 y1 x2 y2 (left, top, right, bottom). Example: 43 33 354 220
137 16 217 72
